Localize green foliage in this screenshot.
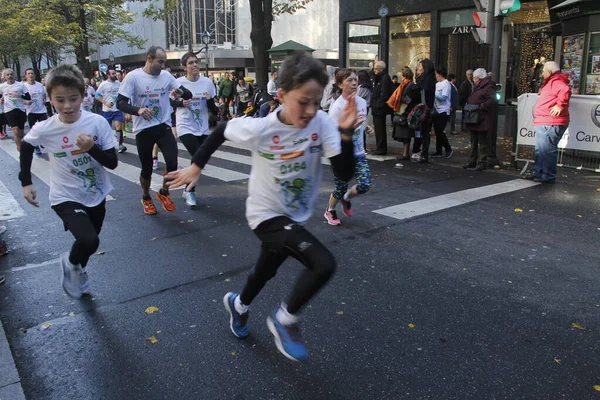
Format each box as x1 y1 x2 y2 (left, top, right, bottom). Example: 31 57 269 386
272 0 314 16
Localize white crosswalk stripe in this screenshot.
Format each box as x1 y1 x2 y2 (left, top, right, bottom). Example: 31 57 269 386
0 179 25 221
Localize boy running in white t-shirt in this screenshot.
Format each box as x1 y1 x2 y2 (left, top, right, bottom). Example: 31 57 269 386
172 52 217 207
167 52 357 361
19 64 118 298
324 68 374 225
116 46 192 215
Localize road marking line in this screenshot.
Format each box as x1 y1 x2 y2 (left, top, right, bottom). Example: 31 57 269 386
373 179 540 221
11 258 60 272
0 320 26 400
0 180 25 221
176 141 253 166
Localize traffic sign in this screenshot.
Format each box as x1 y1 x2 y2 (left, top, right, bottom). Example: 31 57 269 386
378 6 388 17
99 63 108 73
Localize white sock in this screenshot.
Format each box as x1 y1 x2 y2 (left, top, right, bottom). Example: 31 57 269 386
327 207 335 212
276 303 299 326
234 296 249 314
343 191 352 202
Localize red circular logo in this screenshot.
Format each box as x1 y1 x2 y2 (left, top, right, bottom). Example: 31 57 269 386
146 86 150 91
62 136 69 143
273 135 280 144
311 133 318 141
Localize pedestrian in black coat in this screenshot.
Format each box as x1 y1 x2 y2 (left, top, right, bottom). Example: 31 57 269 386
371 61 393 155
414 58 436 163
458 69 474 131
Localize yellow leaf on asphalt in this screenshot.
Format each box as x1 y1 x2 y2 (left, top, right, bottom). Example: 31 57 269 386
596 188 600 192
576 215 582 218
594 385 600 391
146 336 158 344
554 359 561 364
19 327 27 333
151 237 157 241
96 251 105 255
224 278 231 282
41 323 52 330
231 351 238 356
145 306 159 315
187 220 193 223
156 330 161 334
571 322 586 330
408 323 415 329
514 208 523 213
337 311 344 315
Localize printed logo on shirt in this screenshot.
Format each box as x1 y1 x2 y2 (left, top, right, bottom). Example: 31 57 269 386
258 151 275 160
309 145 321 153
54 152 67 158
62 136 69 143
71 149 85 156
281 151 304 160
62 144 74 149
93 136 98 141
293 138 308 145
272 135 280 144
269 145 285 150
311 133 319 141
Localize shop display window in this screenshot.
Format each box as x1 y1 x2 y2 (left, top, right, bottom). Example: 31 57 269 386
389 13 431 77
561 33 586 95
585 32 600 95
347 19 380 69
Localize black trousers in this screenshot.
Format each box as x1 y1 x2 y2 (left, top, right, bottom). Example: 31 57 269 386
135 123 178 180
420 118 432 159
52 200 106 268
239 216 336 314
469 130 488 165
179 134 207 192
432 112 452 154
27 113 47 128
372 115 388 154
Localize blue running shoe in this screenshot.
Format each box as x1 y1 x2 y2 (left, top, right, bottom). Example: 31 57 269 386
266 309 308 361
223 292 249 339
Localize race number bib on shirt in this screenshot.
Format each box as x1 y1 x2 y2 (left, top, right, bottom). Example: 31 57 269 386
24 82 47 114
96 80 120 112
176 76 216 137
0 82 27 113
118 68 180 134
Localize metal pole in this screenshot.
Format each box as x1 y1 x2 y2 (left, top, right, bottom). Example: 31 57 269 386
187 0 194 53
487 14 504 167
96 11 101 77
205 44 209 77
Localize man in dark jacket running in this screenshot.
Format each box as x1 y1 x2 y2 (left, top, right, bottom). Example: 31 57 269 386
371 61 393 155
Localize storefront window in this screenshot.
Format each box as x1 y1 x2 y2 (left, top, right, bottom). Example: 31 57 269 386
585 32 600 94
347 19 380 69
389 13 431 77
561 33 585 95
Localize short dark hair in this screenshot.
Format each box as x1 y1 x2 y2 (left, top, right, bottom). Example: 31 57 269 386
435 65 448 78
400 66 413 80
277 52 328 92
392 75 398 80
25 68 34 74
45 64 85 97
448 73 457 81
181 52 197 66
335 68 356 85
146 46 166 59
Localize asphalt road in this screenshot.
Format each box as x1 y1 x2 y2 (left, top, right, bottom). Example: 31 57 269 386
1 136 599 400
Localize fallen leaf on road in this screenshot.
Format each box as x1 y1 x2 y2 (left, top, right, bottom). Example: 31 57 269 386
571 322 586 330
41 323 52 330
156 330 161 334
151 237 157 241
594 385 600 392
576 215 582 218
408 323 415 329
554 358 561 364
514 208 523 213
336 311 344 315
19 327 27 334
146 336 158 344
145 306 159 315
231 351 238 356
179 221 185 224
187 220 193 223
596 188 600 192
68 312 77 317
462 268 468 271
224 278 231 282
96 251 105 255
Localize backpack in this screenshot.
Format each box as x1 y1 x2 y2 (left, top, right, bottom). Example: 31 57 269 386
407 89 430 130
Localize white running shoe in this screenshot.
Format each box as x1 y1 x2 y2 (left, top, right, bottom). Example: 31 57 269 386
60 252 83 298
80 268 90 294
182 191 197 207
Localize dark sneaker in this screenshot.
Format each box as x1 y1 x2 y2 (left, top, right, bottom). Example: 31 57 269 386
445 150 454 159
417 157 429 164
60 252 83 298
118 145 127 154
463 163 476 169
223 292 249 339
475 164 486 171
266 309 308 362
533 177 555 184
430 152 443 158
340 198 353 217
35 147 42 156
523 172 541 180
324 209 341 226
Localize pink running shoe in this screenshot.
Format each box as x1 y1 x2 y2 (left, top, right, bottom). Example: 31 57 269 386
324 209 341 226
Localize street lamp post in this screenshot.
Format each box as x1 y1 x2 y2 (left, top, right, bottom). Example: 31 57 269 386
194 31 211 77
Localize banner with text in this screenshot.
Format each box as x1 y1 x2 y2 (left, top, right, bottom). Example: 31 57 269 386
517 94 600 152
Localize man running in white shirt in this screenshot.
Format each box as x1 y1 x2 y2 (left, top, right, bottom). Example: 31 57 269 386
24 68 49 156
0 68 31 151
116 46 193 215
172 52 217 207
96 67 126 153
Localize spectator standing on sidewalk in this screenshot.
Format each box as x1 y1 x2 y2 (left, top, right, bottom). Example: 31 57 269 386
524 61 571 183
388 66 419 161
415 58 436 163
429 66 453 159
448 73 459 135
371 61 393 155
459 69 474 132
463 68 497 171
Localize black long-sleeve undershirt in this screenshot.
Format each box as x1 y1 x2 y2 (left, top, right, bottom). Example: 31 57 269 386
117 85 193 115
19 142 118 187
191 122 355 181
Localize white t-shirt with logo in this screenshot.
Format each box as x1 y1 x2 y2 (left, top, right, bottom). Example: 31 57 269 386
176 76 216 137
328 95 367 157
118 68 180 134
82 85 96 112
23 111 118 207
0 81 27 113
96 80 120 112
24 81 47 115
434 79 452 115
224 110 341 229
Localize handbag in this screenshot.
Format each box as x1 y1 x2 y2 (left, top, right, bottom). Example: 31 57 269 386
393 112 407 126
463 104 481 124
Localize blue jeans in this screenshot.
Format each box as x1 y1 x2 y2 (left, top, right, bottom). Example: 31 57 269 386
533 125 567 181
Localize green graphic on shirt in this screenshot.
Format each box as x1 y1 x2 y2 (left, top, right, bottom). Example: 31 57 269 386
193 108 203 127
70 167 103 195
153 106 160 121
279 177 311 211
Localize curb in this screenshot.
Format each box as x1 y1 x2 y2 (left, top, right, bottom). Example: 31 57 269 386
0 320 26 400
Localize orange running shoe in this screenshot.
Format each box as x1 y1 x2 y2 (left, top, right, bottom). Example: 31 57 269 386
141 198 158 215
155 192 176 212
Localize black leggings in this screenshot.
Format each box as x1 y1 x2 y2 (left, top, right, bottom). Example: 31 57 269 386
432 112 452 154
27 113 47 128
52 200 106 268
240 216 336 315
135 123 178 179
179 134 207 192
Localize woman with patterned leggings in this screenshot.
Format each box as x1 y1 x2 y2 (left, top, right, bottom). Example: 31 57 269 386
324 68 373 226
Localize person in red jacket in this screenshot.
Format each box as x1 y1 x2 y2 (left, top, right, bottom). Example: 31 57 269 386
525 61 571 183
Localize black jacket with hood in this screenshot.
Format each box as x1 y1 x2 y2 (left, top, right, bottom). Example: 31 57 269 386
416 58 436 110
